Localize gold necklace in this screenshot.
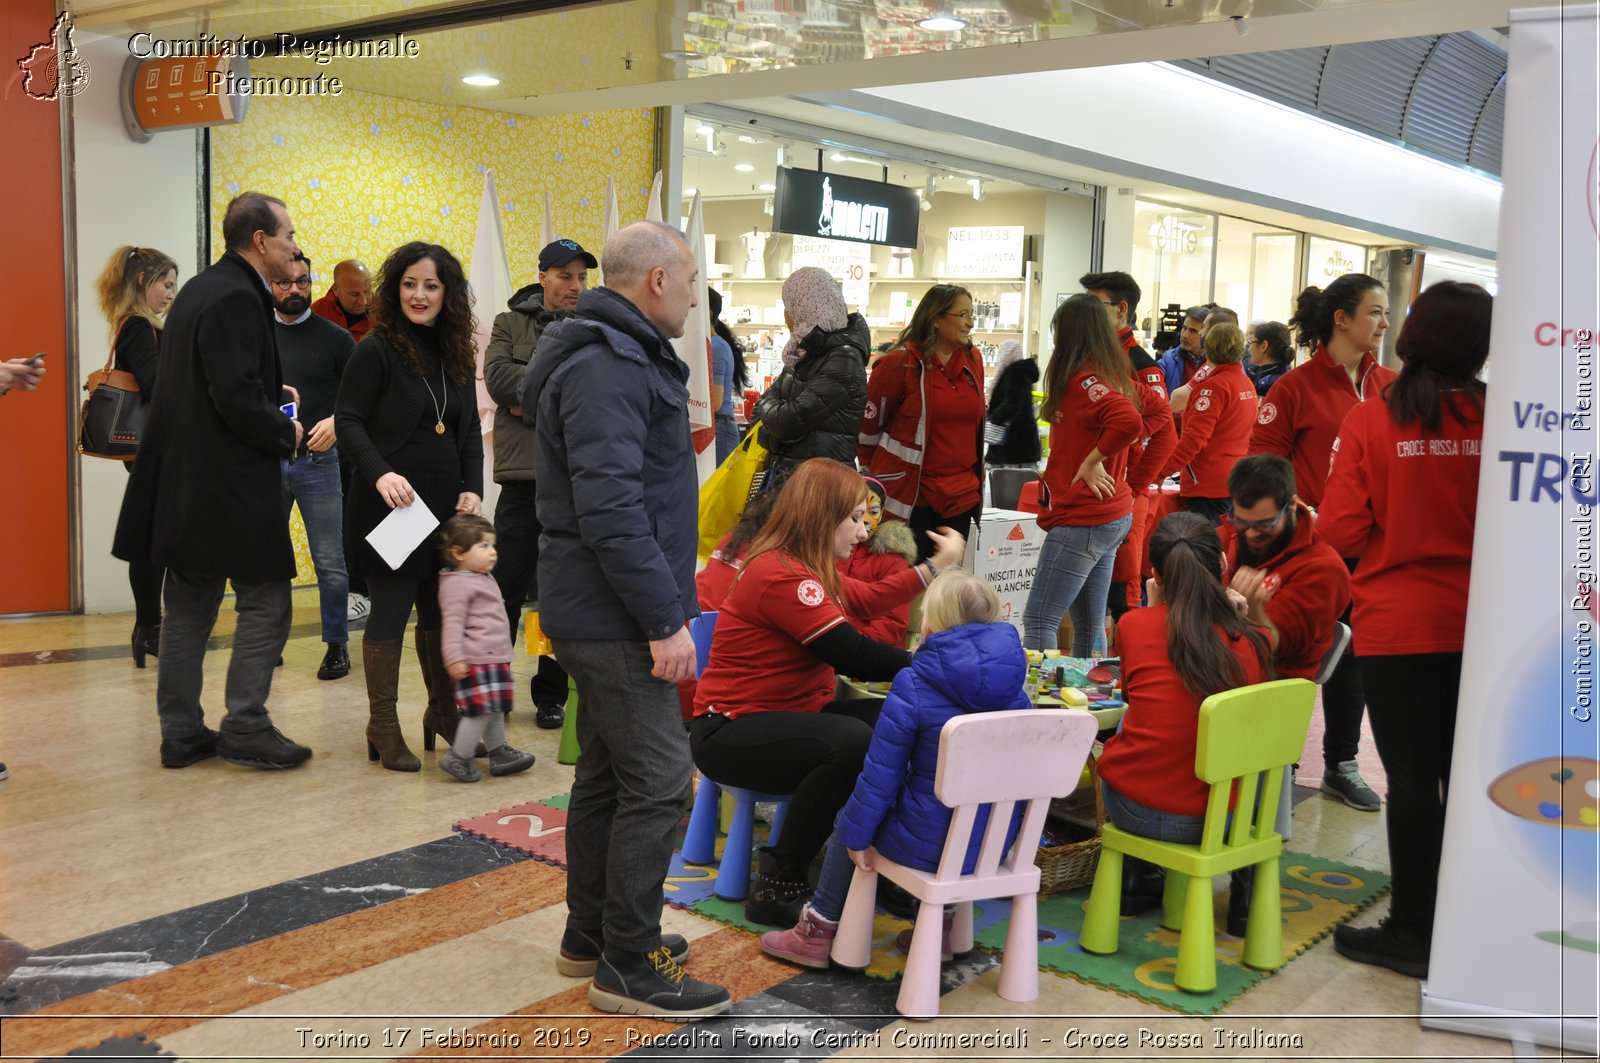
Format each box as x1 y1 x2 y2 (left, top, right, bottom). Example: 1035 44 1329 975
420 361 447 435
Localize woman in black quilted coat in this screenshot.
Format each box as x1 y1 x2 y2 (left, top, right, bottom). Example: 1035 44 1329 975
753 266 869 491
984 339 1041 467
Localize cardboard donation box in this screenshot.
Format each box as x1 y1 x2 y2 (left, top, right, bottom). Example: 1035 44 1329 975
960 508 1044 636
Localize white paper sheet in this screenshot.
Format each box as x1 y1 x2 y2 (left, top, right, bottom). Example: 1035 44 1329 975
364 499 440 571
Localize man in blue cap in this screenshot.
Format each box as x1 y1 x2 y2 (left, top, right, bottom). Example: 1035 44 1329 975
482 238 598 728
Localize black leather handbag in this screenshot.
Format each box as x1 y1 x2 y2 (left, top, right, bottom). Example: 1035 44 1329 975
78 341 145 460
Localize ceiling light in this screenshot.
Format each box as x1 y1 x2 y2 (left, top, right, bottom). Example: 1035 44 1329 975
461 74 500 86
738 134 763 144
829 152 847 162
915 14 967 31
758 182 776 192
734 162 755 172
695 125 713 135
683 187 697 197
968 178 985 201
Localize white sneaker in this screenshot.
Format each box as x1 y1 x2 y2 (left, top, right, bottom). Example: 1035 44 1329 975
347 593 371 623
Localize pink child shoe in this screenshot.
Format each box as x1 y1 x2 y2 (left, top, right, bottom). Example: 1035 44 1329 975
759 904 837 969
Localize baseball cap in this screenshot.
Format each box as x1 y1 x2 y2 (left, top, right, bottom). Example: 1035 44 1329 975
538 239 598 271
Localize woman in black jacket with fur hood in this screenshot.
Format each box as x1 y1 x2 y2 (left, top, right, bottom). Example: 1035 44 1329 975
984 339 1041 467
752 266 868 491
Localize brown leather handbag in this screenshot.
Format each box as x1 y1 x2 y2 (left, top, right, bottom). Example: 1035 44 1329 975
77 341 145 460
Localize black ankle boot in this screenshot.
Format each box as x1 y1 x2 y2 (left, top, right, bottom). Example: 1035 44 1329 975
1226 867 1254 937
131 624 160 669
1121 857 1166 915
746 847 809 927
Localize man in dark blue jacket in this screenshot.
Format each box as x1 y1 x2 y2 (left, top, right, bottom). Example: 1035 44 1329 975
521 221 729 1020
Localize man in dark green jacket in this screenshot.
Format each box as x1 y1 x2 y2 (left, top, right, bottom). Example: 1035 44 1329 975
482 239 595 729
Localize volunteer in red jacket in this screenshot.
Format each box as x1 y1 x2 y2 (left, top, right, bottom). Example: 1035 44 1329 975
1250 272 1397 814
1081 270 1172 618
1319 281 1491 981
1161 324 1258 525
690 459 965 927
859 284 985 561
1220 455 1350 680
1021 294 1172 654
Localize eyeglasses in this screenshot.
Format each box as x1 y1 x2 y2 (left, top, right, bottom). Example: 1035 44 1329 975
1226 505 1286 532
942 311 975 322
274 278 312 291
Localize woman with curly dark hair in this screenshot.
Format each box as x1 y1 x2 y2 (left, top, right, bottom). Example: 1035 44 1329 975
336 242 483 772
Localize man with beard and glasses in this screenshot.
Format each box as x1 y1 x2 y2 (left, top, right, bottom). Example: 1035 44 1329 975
276 253 357 680
1219 454 1350 682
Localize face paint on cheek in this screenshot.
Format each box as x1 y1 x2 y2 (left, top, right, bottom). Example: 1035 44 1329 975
864 502 883 535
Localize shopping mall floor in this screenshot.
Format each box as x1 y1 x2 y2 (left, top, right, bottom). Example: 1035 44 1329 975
0 590 1550 1061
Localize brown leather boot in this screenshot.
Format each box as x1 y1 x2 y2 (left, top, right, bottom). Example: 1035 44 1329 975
415 628 461 752
363 639 419 772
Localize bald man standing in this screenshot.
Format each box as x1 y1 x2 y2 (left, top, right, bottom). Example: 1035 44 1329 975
311 259 372 339
522 221 728 1020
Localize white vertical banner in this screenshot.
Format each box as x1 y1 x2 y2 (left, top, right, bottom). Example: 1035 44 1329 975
541 190 554 247
603 176 621 244
469 171 514 516
1422 5 1598 1055
645 170 664 223
674 192 717 484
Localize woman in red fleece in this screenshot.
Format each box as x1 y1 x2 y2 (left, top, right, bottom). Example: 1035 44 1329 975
1162 323 1258 524
1251 272 1397 815
1021 294 1172 653
1319 281 1491 981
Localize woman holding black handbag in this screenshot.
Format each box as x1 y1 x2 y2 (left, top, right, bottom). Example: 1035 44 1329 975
96 245 178 668
336 242 483 773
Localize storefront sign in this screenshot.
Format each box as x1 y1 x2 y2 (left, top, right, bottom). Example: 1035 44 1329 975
1148 215 1200 254
773 167 919 248
945 226 1024 278
1305 236 1366 284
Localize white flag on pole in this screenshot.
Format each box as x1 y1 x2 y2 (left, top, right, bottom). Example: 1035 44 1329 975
673 191 717 484
541 190 554 247
469 171 514 511
645 171 664 223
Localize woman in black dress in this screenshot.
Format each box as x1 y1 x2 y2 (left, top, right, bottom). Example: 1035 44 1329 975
96 245 179 667
336 242 483 771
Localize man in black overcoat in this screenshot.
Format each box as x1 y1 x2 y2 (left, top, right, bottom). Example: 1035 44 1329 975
113 192 312 770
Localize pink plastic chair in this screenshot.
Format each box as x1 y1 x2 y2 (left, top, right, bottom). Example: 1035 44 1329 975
830 708 1099 1019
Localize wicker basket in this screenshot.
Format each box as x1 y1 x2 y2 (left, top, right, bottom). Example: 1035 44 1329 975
1034 755 1104 895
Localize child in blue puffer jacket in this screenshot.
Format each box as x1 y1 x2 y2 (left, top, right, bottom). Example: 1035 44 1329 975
760 570 1032 968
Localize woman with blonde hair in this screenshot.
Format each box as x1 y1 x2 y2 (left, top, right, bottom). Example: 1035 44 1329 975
859 284 986 559
691 458 965 926
96 245 179 667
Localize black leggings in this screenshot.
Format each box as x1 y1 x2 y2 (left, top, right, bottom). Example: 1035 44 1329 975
690 698 882 870
364 569 443 641
1358 652 1462 935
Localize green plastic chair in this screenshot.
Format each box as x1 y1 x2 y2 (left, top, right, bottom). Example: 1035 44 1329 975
1079 678 1316 993
556 675 581 766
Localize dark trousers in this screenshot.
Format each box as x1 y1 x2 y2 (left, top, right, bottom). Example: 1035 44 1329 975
122 464 164 626
490 480 569 705
157 569 290 741
365 569 442 641
908 504 982 564
1321 593 1366 769
1181 495 1232 525
689 698 883 870
554 637 694 953
338 450 367 598
1359 652 1462 934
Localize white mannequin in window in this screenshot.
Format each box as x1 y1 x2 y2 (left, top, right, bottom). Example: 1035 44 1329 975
740 229 771 278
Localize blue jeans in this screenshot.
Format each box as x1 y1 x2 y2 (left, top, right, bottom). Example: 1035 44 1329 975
1022 514 1132 653
714 416 739 466
283 445 349 644
809 831 858 922
1101 780 1205 843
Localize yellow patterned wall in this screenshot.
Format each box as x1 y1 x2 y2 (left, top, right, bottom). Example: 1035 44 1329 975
210 88 657 583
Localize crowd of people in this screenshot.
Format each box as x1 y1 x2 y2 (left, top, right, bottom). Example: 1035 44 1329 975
102 192 1488 1019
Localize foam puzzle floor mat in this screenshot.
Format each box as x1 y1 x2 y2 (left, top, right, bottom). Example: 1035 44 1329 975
455 795 1389 1013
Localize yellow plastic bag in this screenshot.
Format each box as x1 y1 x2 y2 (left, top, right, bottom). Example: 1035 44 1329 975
524 608 553 656
697 422 769 561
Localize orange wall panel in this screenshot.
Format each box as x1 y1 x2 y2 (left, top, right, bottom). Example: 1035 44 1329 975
0 0 74 612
